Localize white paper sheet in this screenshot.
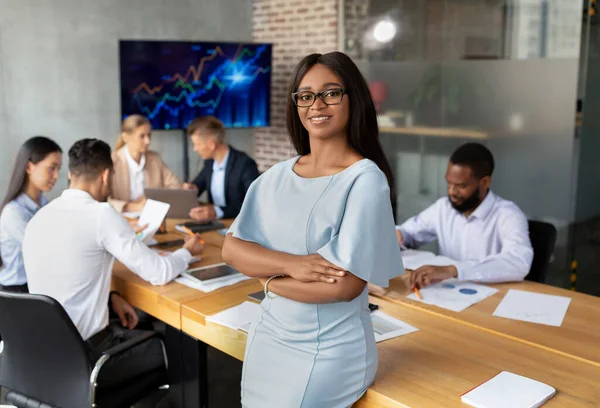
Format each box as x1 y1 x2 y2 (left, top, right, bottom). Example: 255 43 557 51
151 249 200 264
400 249 458 270
206 301 261 331
137 199 170 243
406 279 498 312
123 211 141 219
370 310 419 342
238 321 252 334
492 289 571 327
175 273 250 293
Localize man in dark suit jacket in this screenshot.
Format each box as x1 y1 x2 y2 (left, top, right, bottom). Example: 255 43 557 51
183 116 259 221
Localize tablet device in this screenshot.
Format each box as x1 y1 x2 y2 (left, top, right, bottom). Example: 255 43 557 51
182 262 241 283
144 188 199 219
248 291 265 302
149 239 185 249
177 220 225 233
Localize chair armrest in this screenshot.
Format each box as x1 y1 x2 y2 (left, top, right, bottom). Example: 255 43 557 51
89 331 165 405
100 331 158 360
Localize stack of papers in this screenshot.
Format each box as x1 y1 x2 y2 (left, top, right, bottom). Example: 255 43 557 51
205 304 419 342
493 289 571 327
206 301 261 333
407 279 498 312
461 371 556 408
400 249 458 270
371 311 419 342
175 273 250 293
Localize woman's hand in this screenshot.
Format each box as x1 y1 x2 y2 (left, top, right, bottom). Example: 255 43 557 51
283 254 346 284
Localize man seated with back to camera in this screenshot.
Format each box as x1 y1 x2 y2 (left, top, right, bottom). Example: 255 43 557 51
395 142 533 289
22 138 204 387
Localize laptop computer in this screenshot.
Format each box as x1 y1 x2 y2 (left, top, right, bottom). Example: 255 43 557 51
144 188 199 219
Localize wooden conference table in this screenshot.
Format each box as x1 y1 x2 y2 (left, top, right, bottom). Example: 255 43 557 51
380 277 600 368
111 220 600 407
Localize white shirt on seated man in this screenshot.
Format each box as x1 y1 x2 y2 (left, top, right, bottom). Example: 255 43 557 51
22 138 204 388
395 142 534 289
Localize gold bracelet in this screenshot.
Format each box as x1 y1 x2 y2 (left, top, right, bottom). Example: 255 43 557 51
264 274 285 299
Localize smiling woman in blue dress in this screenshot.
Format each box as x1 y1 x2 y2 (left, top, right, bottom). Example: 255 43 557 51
222 52 404 408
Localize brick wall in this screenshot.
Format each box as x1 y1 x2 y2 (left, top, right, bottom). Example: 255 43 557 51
252 0 338 171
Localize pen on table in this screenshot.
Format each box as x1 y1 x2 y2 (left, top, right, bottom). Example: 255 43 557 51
180 226 205 244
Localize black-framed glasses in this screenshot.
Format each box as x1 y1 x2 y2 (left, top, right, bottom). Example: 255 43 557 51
291 88 347 107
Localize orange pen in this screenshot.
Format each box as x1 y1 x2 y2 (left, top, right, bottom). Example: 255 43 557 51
181 226 205 245
413 286 423 300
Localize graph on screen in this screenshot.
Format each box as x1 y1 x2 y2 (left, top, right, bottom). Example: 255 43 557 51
119 40 272 130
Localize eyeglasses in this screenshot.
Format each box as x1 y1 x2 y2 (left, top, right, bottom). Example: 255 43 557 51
291 88 347 107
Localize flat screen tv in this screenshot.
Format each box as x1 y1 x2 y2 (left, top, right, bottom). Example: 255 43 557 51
119 40 272 130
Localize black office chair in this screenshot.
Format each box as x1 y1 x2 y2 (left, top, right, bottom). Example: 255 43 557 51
526 220 557 283
0 291 167 408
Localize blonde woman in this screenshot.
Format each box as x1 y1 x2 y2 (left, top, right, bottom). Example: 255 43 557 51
110 115 182 212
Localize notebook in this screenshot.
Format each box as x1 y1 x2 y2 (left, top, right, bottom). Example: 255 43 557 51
461 371 556 408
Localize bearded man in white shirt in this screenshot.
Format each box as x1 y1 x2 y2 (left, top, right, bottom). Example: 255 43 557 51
23 138 204 387
396 142 533 289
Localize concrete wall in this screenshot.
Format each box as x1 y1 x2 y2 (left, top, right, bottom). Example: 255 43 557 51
0 0 253 199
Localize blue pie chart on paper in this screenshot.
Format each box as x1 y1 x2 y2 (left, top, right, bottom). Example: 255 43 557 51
459 288 478 295
442 284 456 289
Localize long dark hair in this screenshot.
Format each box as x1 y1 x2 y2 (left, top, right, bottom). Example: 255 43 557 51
286 52 395 191
0 136 62 267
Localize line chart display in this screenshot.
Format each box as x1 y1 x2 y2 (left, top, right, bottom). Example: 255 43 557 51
119 40 272 130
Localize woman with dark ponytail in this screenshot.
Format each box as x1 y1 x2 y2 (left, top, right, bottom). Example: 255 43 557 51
0 136 62 292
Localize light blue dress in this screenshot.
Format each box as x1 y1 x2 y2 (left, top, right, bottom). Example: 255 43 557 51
0 193 47 286
229 156 404 408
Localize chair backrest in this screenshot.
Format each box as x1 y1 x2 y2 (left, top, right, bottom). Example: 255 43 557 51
526 220 557 283
0 291 92 408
